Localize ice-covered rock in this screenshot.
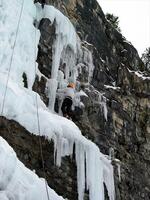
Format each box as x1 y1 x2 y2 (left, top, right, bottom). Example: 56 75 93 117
0 1 115 200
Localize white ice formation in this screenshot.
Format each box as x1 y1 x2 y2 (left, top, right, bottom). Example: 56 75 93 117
36 3 77 111
0 0 115 200
0 136 64 200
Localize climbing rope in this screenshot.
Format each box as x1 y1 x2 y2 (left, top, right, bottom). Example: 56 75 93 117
34 4 50 200
0 0 25 116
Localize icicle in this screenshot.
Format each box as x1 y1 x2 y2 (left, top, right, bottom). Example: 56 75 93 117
60 138 75 158
88 51 94 83
102 96 108 121
61 138 69 157
102 156 115 200
117 162 121 182
47 78 58 111
75 141 86 200
61 46 76 82
98 93 108 121
51 35 64 79
52 134 57 165
85 145 104 200
55 135 62 167
82 46 95 83
57 70 66 89
48 36 64 111
109 147 115 160
68 139 74 157
114 159 121 182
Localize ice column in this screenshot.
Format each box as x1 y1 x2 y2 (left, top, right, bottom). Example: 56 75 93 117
82 47 95 83
61 46 76 82
98 93 108 121
75 141 86 200
48 34 64 111
36 4 77 111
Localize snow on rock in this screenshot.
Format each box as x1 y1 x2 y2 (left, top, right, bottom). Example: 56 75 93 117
0 0 115 200
128 68 150 80
104 85 120 90
0 136 64 200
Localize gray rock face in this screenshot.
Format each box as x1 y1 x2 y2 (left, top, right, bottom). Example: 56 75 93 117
0 0 150 200
79 76 150 200
38 0 144 86
37 18 56 78
33 1 150 199
0 117 79 200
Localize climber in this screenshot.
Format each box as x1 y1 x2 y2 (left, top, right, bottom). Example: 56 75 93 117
71 84 88 121
58 83 75 118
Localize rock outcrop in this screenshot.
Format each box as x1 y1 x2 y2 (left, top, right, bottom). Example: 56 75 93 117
0 0 149 200
0 117 79 200
33 2 149 198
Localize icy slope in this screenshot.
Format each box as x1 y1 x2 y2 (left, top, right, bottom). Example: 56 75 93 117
0 70 115 200
0 0 115 200
0 136 64 200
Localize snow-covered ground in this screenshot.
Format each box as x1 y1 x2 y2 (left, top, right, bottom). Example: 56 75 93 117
0 137 65 200
0 0 115 200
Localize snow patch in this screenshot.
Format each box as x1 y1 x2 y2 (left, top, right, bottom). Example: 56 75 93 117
0 136 64 200
104 85 120 90
128 68 150 80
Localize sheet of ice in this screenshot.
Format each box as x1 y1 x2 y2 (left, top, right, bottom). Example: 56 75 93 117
82 46 95 83
0 136 64 200
0 0 40 90
57 70 67 89
98 93 108 121
47 78 58 111
87 88 108 121
87 51 95 83
0 73 115 199
61 46 76 82
0 74 115 200
36 3 77 111
0 1 115 200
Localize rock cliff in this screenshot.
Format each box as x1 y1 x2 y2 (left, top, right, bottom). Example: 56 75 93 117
0 0 150 200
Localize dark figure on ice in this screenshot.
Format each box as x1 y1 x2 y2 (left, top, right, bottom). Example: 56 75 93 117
58 83 75 118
